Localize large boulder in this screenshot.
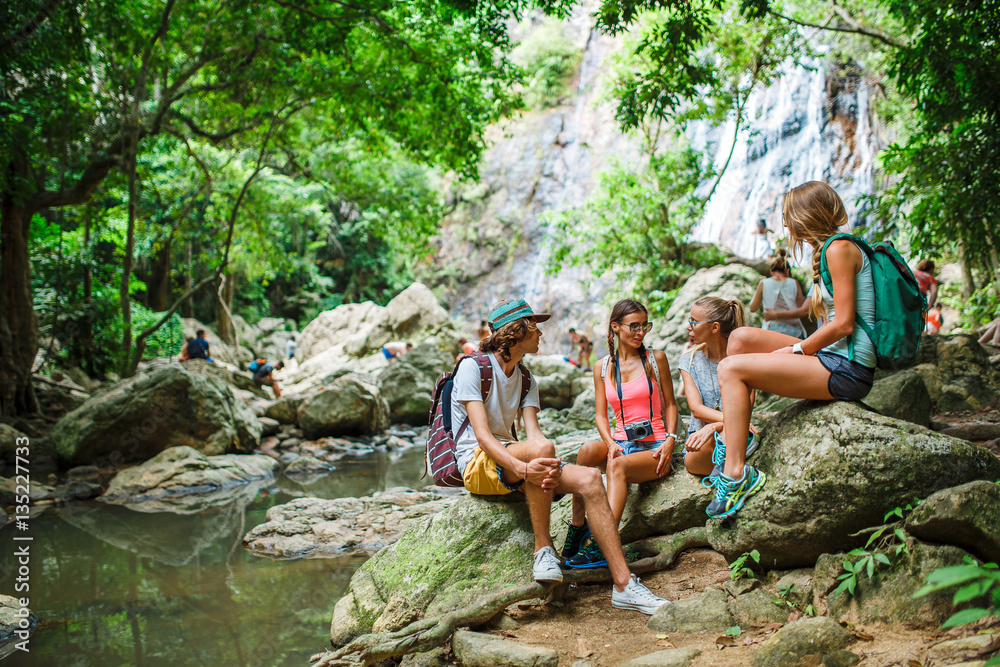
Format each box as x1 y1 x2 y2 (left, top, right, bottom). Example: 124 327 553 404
0 424 28 464
863 370 932 426
750 616 854 667
98 446 279 510
706 401 1000 568
910 334 1000 412
905 480 1000 563
815 542 970 627
49 363 262 466
180 318 252 366
243 488 461 559
648 264 763 365
297 301 386 362
534 371 590 410
378 343 454 424
0 595 38 660
330 495 534 645
297 284 452 364
297 375 390 438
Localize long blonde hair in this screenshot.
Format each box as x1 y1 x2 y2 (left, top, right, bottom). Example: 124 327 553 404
782 181 848 321
685 296 746 359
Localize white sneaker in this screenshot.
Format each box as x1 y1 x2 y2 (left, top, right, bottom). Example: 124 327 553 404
612 574 670 614
532 546 563 582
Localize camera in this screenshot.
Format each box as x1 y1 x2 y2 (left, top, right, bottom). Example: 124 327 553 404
624 419 654 442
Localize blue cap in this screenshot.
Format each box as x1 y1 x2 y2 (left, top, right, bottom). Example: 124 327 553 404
487 299 550 332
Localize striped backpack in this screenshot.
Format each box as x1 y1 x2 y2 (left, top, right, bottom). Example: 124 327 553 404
424 352 531 487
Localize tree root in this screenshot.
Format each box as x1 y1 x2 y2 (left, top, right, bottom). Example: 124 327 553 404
308 526 710 666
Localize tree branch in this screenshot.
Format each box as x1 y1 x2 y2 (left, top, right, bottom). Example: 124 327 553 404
767 7 904 49
0 0 65 54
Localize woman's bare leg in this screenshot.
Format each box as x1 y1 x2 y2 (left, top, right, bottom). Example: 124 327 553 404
718 328 834 479
606 450 667 525
572 440 608 525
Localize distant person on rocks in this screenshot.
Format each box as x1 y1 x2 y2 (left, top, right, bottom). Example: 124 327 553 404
679 297 759 480
925 303 944 335
749 248 807 339
178 336 194 362
569 329 594 371
712 181 878 520
477 320 490 341
456 337 476 362
382 341 413 362
253 360 284 398
286 335 297 359
564 299 679 569
186 330 215 363
914 259 939 308
454 298 668 614
753 218 773 259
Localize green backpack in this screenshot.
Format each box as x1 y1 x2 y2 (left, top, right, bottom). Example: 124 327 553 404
819 233 928 370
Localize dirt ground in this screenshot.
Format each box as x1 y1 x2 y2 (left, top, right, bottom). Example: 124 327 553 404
465 549 995 667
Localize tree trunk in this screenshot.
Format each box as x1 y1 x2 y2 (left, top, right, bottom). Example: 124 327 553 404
0 195 41 416
82 217 96 376
119 136 138 376
215 271 236 344
184 242 194 318
148 238 172 312
959 239 976 300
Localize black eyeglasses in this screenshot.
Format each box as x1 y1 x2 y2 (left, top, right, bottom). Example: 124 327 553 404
620 322 653 334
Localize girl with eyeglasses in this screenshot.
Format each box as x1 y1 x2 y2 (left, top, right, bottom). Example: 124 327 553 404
679 297 759 479
562 299 679 568
709 181 878 520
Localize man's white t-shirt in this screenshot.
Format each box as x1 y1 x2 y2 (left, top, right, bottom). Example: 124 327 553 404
451 352 540 473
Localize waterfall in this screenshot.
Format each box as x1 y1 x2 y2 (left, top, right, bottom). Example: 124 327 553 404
431 20 882 352
690 53 881 262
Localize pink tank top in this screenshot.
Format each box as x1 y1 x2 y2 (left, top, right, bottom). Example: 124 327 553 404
605 373 666 441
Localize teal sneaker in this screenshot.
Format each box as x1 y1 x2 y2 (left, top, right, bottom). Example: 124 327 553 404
564 538 607 569
561 522 590 560
711 432 760 468
705 465 767 519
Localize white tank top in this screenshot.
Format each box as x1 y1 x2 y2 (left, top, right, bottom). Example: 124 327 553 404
761 277 806 337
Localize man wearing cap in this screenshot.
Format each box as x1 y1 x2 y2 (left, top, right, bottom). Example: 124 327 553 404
449 298 670 615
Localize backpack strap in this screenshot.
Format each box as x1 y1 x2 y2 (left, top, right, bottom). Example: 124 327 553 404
819 233 877 361
452 352 494 442
511 361 532 440
648 349 661 386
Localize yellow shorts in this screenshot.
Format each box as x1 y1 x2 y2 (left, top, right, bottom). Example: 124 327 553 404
463 444 520 496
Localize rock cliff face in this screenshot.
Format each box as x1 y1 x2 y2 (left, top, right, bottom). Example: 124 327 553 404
426 6 883 354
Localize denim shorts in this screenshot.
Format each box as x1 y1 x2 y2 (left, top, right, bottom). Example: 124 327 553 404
816 351 875 401
614 439 666 456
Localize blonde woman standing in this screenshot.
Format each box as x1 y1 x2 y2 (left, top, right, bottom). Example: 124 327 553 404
749 249 807 339
711 181 877 519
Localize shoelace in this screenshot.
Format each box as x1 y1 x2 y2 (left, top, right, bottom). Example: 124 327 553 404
713 475 733 504
628 576 661 601
536 548 560 569
711 436 726 467
701 474 723 490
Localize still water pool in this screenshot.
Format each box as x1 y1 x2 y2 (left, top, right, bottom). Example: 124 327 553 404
1 447 427 666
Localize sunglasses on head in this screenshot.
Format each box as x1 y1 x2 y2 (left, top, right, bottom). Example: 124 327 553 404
620 322 653 334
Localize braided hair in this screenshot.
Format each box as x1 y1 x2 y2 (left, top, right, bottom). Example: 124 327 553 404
782 181 847 321
606 299 651 384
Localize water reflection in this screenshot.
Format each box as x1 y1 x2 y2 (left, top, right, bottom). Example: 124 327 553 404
0 447 427 666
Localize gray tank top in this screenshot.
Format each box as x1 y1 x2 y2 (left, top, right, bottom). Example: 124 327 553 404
818 249 877 368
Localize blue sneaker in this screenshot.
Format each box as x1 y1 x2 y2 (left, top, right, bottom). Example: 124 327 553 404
711 432 760 468
561 522 590 560
565 538 607 569
705 465 767 519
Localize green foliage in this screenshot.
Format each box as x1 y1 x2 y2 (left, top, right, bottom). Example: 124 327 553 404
834 499 921 598
725 625 742 636
771 583 816 617
511 20 583 109
729 549 760 581
545 146 719 316
914 554 1000 662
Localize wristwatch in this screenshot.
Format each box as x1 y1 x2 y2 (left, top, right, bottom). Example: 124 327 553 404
792 343 805 355
665 432 677 440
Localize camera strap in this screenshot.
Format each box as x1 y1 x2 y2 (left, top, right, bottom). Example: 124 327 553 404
613 348 655 434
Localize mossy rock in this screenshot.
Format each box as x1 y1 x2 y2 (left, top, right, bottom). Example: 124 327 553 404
707 401 1000 569
905 480 1000 563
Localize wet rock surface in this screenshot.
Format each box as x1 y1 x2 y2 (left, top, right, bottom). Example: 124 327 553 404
243 487 460 559
98 446 278 510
